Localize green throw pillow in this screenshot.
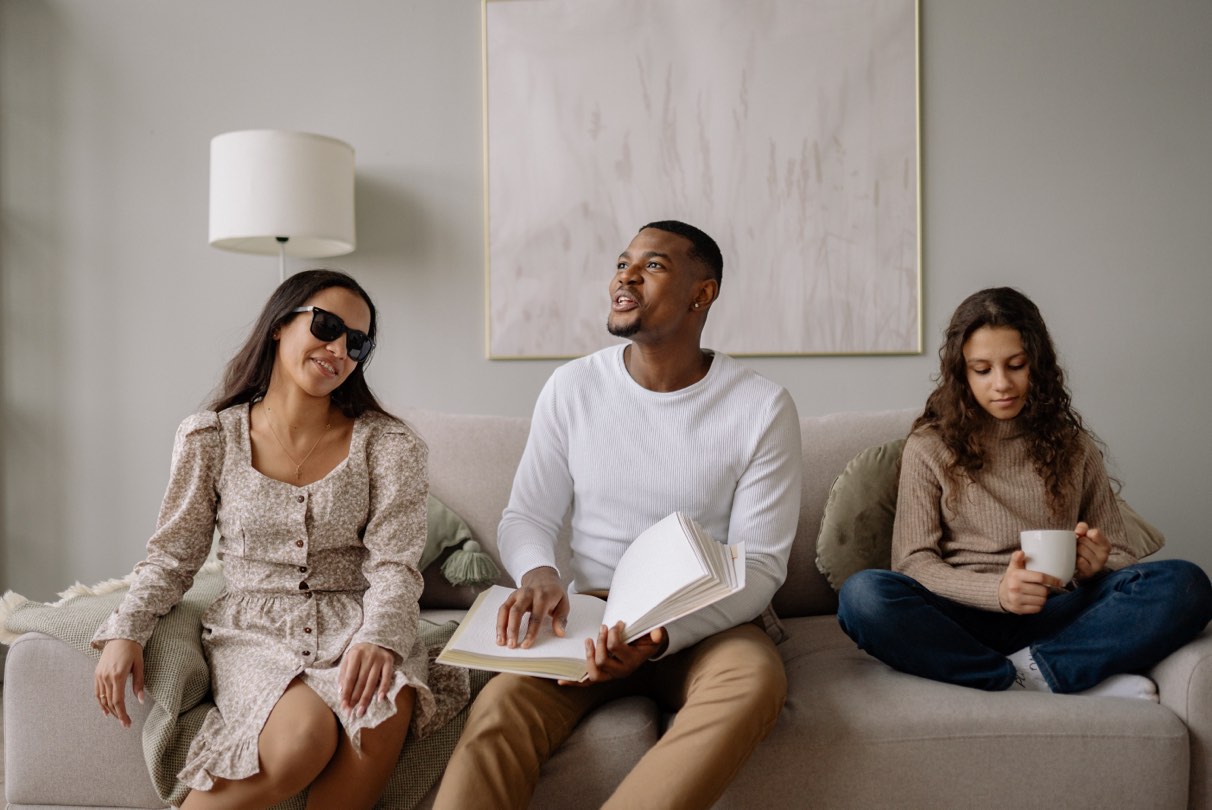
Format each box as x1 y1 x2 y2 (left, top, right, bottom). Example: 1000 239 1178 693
815 439 905 591
814 438 1168 592
420 494 474 571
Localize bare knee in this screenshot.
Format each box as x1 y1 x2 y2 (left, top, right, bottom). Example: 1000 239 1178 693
356 686 415 757
257 688 339 797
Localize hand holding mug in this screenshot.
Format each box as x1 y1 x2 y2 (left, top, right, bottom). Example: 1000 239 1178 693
999 550 1064 615
1020 529 1077 583
1074 522 1111 581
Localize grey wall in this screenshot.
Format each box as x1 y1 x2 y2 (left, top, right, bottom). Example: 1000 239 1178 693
2 0 1210 601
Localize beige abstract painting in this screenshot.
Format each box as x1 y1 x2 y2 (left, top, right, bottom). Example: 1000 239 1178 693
485 0 919 358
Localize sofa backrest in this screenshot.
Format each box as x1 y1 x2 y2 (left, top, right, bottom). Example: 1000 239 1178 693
780 408 916 616
403 406 916 618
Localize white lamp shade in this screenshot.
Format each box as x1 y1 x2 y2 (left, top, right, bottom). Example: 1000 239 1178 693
209 130 356 258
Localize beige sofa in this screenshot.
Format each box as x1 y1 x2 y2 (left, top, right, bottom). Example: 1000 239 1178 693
6 407 1212 809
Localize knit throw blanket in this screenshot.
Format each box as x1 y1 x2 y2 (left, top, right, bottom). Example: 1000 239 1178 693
2 567 489 809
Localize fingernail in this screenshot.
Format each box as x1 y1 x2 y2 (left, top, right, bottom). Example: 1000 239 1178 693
357 706 366 717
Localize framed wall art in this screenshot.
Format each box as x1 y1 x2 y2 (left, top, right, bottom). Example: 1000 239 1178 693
484 0 920 358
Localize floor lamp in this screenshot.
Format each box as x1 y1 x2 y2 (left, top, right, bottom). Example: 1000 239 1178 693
208 130 356 283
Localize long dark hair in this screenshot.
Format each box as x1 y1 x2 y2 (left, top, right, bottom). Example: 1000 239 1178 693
914 287 1086 514
208 269 390 418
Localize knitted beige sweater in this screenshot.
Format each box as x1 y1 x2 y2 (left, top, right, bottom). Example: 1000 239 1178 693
892 418 1135 612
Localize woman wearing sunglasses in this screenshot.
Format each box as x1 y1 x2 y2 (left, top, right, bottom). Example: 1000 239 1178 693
89 270 467 808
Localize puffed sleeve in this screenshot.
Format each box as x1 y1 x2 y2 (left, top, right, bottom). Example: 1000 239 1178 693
349 419 428 660
92 412 222 649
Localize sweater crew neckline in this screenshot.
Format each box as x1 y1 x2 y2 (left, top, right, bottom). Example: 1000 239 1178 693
611 344 720 398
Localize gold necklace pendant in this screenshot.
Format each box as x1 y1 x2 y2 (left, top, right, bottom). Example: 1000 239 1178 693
264 404 331 482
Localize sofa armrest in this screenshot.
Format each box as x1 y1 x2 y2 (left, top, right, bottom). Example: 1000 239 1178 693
1151 627 1212 810
4 631 166 809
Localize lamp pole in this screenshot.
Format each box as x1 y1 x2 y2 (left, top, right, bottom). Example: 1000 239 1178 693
276 236 288 283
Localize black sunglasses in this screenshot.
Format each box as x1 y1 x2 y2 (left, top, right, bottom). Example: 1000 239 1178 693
291 306 375 362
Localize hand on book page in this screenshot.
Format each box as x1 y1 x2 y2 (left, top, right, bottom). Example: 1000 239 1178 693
498 565 570 649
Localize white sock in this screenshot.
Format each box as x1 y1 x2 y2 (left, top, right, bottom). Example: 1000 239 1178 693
1008 647 1159 701
1078 674 1159 702
1008 647 1051 692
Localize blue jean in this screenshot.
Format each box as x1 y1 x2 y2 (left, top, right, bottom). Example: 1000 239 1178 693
836 560 1212 692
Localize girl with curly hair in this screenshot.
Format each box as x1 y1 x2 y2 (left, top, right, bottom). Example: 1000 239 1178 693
837 287 1211 697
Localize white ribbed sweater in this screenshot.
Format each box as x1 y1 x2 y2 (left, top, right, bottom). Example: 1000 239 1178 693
498 345 803 656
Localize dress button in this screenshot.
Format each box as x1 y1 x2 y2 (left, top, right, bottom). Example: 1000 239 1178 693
302 650 311 656
299 581 310 591
298 566 308 573
296 495 305 503
295 540 304 548
304 592 312 600
304 627 313 634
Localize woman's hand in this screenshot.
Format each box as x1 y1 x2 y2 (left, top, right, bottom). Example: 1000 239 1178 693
998 551 1064 615
559 622 666 686
94 639 144 728
339 642 396 718
1074 521 1111 582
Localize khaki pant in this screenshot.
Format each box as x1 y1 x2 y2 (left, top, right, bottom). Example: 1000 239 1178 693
433 622 787 810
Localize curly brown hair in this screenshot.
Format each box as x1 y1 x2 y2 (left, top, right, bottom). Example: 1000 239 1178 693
914 287 1086 515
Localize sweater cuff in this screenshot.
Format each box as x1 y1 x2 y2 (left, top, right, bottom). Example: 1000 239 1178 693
505 547 561 586
91 610 154 650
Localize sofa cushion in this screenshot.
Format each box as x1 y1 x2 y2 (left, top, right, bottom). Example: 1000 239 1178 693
775 409 916 618
713 615 1190 809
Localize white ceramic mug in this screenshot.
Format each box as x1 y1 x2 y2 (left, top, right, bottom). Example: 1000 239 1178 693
1019 529 1077 582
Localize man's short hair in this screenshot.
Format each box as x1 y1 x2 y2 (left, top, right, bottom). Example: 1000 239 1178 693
640 220 723 287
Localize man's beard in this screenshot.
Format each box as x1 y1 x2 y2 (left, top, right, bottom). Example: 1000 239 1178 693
607 317 641 338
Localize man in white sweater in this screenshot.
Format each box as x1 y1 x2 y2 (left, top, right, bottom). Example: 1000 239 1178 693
434 221 802 810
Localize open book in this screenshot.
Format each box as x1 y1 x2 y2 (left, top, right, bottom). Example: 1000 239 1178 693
436 511 745 681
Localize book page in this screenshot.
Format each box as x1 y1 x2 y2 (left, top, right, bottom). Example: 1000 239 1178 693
440 585 605 661
601 512 710 634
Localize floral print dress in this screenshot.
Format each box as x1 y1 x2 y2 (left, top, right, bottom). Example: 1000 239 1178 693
93 404 468 791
